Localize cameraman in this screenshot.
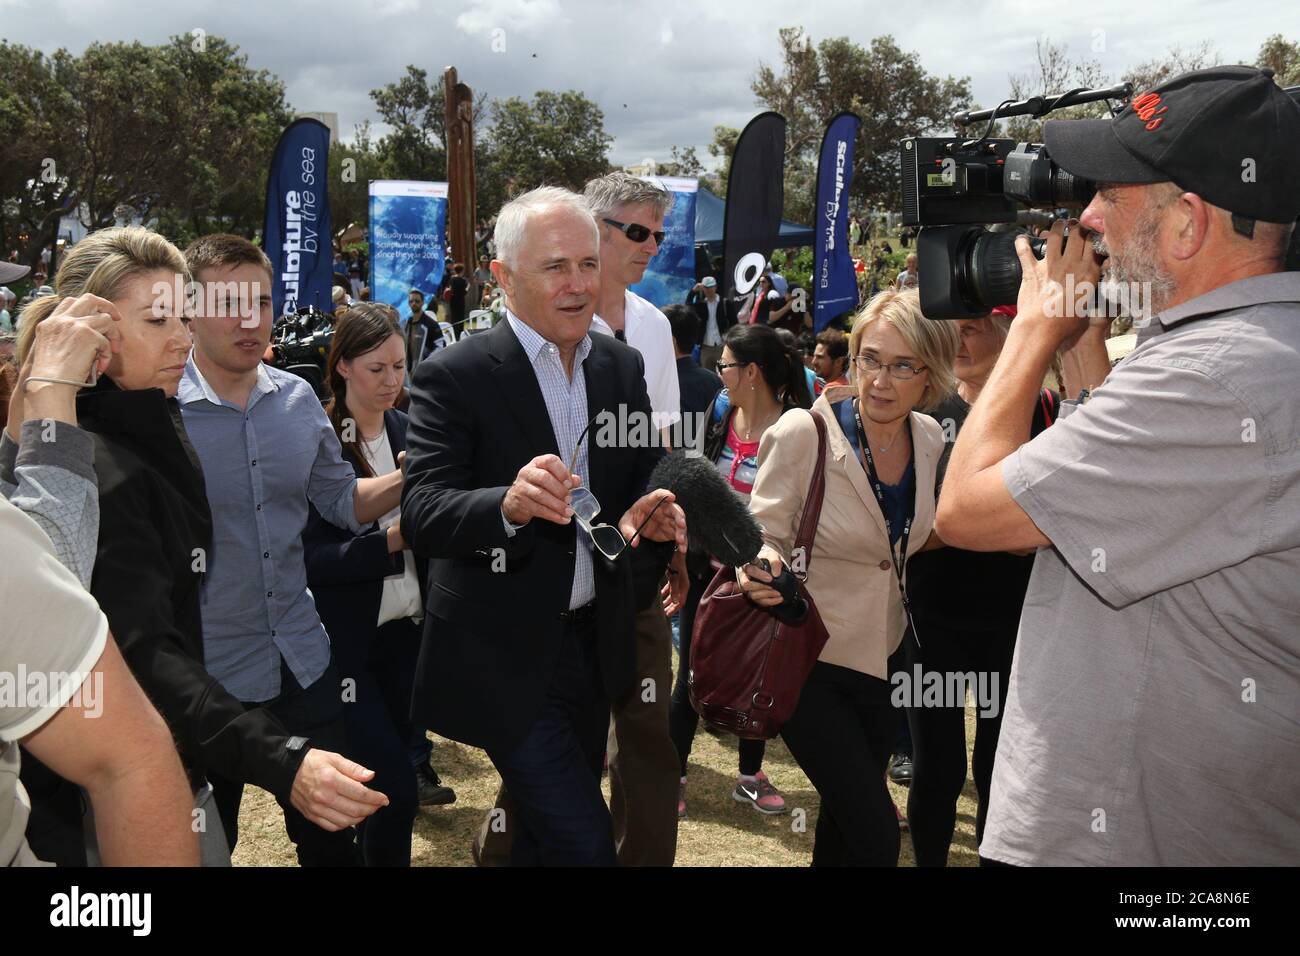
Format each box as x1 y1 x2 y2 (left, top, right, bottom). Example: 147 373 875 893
936 66 1300 866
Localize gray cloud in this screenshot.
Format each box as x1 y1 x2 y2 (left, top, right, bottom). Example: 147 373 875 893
3 0 1295 168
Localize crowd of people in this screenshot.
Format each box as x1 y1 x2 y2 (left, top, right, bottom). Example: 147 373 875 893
1 66 1298 868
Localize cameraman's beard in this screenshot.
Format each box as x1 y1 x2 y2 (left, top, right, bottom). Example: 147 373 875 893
1091 207 1177 325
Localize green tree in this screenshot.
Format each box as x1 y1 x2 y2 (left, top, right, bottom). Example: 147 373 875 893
1001 38 1221 143
658 145 704 178
1258 34 1300 86
369 66 489 183
329 121 386 239
750 28 972 220
370 66 447 182
157 34 292 238
1003 37 1111 143
1123 40 1219 95
481 90 612 196
0 42 79 266
705 125 740 196
0 35 291 261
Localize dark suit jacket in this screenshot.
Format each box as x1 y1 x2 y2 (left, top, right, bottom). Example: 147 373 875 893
686 290 739 340
400 318 665 754
304 408 426 678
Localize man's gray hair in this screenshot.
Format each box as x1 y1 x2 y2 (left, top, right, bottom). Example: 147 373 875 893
494 186 598 268
583 172 674 223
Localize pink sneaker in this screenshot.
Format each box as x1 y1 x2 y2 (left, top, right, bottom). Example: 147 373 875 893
678 778 687 819
733 771 787 815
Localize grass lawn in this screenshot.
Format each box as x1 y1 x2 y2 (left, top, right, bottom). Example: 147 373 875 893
233 655 983 867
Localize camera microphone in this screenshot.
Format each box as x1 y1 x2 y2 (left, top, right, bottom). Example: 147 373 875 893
649 453 763 567
648 452 808 625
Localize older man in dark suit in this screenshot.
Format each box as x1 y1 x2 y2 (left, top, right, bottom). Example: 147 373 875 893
400 186 686 865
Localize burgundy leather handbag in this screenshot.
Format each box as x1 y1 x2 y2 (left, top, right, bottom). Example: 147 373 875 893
687 412 830 740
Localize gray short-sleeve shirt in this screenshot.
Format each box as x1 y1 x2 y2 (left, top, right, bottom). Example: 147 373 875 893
1 496 108 867
983 272 1300 866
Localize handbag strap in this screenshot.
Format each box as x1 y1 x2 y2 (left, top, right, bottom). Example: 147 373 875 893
789 411 829 577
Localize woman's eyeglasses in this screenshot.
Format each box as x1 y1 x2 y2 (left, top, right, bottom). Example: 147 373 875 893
602 218 665 246
716 361 748 374
568 414 668 561
853 355 927 381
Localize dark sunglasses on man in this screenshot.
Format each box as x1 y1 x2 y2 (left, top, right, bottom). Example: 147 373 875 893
603 218 665 246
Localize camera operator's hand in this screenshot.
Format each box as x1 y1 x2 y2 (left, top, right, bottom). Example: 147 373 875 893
1013 218 1103 349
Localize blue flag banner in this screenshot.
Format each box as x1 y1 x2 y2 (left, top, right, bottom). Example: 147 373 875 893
263 118 333 318
814 111 861 331
368 181 449 327
629 176 697 309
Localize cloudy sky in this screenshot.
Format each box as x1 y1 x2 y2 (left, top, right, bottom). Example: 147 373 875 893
3 0 1297 167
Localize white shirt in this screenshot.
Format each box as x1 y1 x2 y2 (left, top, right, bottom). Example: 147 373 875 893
591 289 680 431
360 427 423 626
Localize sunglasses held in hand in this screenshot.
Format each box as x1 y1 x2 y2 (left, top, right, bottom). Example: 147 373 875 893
568 414 668 561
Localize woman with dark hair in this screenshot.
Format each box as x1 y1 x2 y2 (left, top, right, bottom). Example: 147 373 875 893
304 302 431 866
668 323 812 817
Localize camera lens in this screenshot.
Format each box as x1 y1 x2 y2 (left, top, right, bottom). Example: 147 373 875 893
966 230 1044 311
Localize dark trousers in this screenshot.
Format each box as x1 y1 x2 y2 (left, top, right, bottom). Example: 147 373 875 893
780 661 899 867
669 569 767 777
607 594 681 866
209 657 362 867
335 616 422 867
483 614 615 866
410 728 434 769
904 618 1016 866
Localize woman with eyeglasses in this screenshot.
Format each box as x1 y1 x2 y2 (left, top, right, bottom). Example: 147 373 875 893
737 289 959 866
668 323 812 818
303 303 432 866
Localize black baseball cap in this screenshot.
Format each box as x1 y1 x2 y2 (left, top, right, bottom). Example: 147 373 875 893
1044 66 1300 223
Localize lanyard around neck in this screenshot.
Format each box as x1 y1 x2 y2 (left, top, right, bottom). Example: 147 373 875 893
853 399 921 647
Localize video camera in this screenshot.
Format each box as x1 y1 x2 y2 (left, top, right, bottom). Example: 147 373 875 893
902 83 1300 319
268 303 335 398
899 83 1133 320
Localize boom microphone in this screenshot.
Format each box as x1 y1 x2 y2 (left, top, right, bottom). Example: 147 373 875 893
649 451 810 626
649 452 763 567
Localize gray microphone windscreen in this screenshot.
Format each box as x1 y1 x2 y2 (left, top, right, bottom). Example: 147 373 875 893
649 452 764 566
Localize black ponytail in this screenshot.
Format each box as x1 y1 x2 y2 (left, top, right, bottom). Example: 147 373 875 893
774 328 812 409
722 323 812 411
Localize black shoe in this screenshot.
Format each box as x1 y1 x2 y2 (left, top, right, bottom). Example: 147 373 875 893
887 753 913 786
415 762 456 806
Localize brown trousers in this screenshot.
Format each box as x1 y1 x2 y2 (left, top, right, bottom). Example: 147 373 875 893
474 599 680 866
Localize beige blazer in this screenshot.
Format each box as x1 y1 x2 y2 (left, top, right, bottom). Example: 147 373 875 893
748 385 944 680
